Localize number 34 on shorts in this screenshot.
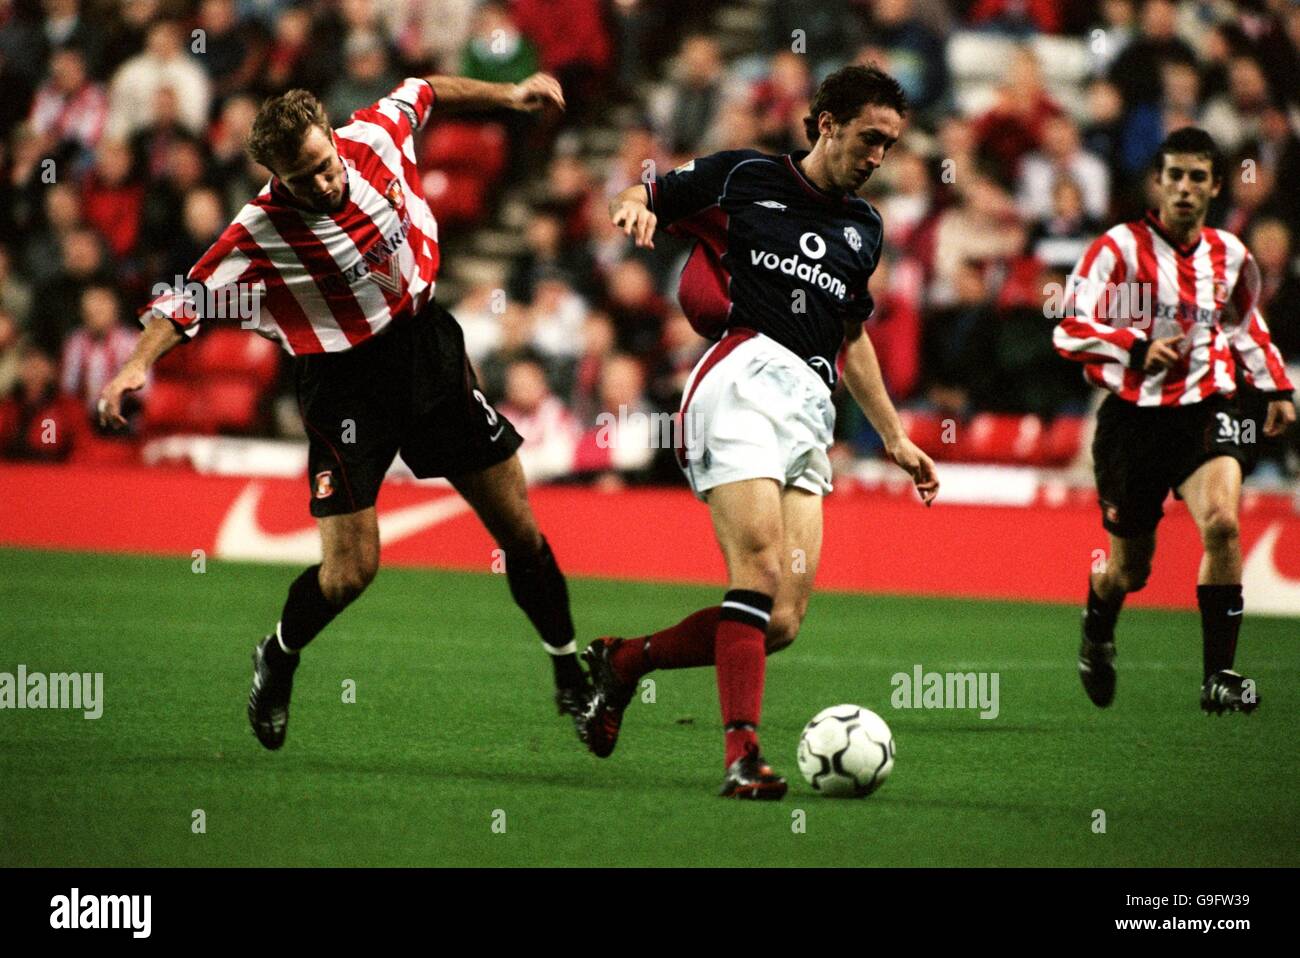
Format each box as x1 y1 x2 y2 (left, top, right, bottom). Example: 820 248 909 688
1215 409 1248 445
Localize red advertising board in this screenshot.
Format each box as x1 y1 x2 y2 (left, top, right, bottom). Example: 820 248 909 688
1 463 1297 614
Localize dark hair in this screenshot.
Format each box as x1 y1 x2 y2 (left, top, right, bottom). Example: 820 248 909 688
803 65 907 145
1152 127 1223 181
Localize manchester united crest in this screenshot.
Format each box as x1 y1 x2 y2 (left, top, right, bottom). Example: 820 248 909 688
385 179 405 211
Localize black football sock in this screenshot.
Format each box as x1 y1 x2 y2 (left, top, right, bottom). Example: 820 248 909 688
1084 580 1125 644
263 635 298 672
271 564 342 662
505 537 583 689
1197 584 1243 680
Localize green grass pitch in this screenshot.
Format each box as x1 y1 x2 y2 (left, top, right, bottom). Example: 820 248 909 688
1 547 1296 867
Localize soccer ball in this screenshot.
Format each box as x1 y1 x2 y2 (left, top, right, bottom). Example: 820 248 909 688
797 704 895 797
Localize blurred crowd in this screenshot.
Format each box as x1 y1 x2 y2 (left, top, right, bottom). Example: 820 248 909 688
1 0 1298 481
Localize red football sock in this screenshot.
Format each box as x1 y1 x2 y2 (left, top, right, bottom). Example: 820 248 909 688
715 590 773 768
609 606 721 684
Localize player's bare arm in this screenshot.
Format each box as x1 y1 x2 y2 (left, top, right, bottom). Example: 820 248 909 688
609 184 657 249
841 320 939 506
97 314 183 428
424 72 565 114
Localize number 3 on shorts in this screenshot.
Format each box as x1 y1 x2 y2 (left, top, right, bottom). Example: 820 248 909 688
1215 411 1240 445
473 388 499 427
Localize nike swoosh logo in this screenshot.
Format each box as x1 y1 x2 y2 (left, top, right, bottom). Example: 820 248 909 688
215 481 472 563
489 424 505 442
1226 609 1243 616
1241 521 1300 616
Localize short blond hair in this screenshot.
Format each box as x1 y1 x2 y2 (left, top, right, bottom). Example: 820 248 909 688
248 89 330 173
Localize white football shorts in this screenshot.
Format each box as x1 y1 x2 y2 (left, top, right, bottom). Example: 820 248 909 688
677 328 836 501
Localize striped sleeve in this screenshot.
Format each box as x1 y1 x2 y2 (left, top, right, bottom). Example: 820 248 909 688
1227 250 1294 398
383 78 435 135
345 78 435 160
1053 231 1149 369
141 221 262 340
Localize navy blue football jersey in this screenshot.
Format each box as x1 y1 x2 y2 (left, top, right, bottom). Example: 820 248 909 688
647 148 884 387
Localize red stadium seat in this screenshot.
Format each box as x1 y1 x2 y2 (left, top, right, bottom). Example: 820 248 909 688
142 379 214 434
195 328 280 387
902 411 1074 465
420 122 507 181
1040 415 1086 465
154 341 194 377
202 376 263 433
418 122 508 227
899 410 949 456
953 413 1044 464
422 169 488 226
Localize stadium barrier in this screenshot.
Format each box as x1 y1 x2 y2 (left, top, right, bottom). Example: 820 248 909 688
1 462 1298 615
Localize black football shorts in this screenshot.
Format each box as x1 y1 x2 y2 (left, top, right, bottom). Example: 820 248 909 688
1091 392 1251 538
295 302 522 518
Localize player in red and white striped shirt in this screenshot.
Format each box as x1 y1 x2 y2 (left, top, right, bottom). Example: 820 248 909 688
1054 128 1295 714
137 76 443 354
96 72 597 749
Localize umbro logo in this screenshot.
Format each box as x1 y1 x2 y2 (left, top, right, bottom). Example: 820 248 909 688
754 200 787 210
808 356 837 387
